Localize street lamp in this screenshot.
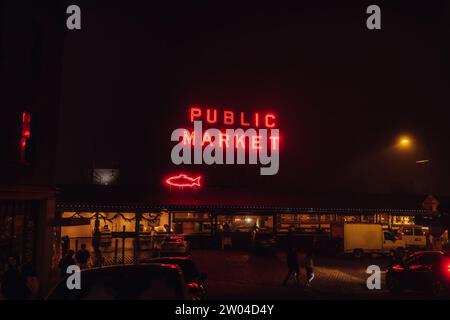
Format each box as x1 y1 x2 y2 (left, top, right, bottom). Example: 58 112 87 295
397 136 412 149
392 134 433 193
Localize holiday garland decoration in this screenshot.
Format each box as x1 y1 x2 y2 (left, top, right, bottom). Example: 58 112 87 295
66 211 163 223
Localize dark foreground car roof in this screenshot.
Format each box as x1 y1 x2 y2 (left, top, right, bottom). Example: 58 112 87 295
407 250 444 258
140 257 200 283
47 263 186 300
141 256 193 263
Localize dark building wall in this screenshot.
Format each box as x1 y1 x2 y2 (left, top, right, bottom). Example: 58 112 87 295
51 2 450 195
0 0 65 187
0 1 65 296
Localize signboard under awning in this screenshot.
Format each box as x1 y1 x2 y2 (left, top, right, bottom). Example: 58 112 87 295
59 217 91 226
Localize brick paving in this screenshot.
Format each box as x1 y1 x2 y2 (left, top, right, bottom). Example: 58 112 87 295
190 250 436 300
63 247 442 300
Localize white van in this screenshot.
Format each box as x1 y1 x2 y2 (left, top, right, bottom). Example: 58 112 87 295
343 223 406 258
398 225 427 248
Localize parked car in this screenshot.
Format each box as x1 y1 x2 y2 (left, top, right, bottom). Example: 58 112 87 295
398 225 427 249
160 234 190 256
386 251 450 297
252 233 277 256
342 223 406 258
141 256 207 300
46 264 191 300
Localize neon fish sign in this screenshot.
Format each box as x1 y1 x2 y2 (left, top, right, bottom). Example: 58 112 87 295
166 174 201 188
170 106 280 176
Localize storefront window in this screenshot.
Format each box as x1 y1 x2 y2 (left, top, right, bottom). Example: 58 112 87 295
174 212 209 220
106 212 135 232
378 214 389 224
319 215 333 222
60 212 93 239
0 202 38 274
217 215 273 233
173 212 212 235
61 211 172 236
141 212 168 233
392 215 414 226
342 215 358 222
299 214 318 222
360 215 375 223
59 211 170 257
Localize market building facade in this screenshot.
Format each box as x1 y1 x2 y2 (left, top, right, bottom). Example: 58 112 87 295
55 185 446 259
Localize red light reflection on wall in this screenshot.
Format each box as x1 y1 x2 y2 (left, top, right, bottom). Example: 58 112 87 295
165 174 202 188
20 111 31 164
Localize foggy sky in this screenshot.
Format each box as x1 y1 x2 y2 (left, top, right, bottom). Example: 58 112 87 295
55 1 450 194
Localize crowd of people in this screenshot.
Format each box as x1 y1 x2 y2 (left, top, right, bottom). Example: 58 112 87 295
282 227 316 288
0 254 39 300
58 243 91 277
0 242 92 300
282 248 315 288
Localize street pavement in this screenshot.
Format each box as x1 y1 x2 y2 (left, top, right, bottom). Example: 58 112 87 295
190 249 440 300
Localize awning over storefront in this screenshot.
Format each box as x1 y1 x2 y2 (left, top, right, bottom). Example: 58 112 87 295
55 184 447 215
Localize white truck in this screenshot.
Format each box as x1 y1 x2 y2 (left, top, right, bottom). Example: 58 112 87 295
342 223 406 258
397 225 427 248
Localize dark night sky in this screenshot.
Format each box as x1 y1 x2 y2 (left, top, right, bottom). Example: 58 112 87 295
55 1 450 194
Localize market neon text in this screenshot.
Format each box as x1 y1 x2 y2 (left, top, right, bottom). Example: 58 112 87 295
189 106 277 128
171 121 280 175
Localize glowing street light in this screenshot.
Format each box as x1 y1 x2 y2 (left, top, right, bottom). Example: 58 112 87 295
397 135 412 149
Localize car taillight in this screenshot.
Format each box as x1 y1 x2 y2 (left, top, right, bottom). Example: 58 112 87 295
392 265 405 271
441 259 450 275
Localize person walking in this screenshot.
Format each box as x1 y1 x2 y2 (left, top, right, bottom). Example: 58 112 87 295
287 226 295 250
92 248 104 268
58 250 76 277
222 222 232 250
282 248 299 286
75 244 91 269
22 262 39 299
304 251 315 288
61 235 70 257
1 254 30 300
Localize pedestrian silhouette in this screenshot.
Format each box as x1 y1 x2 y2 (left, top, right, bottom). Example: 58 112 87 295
59 250 76 277
22 262 39 299
1 254 30 300
282 248 299 286
61 235 70 257
305 251 315 288
75 243 90 269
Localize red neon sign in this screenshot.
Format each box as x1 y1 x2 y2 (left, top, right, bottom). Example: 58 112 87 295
189 107 277 128
20 111 31 164
172 105 280 176
165 174 202 188
181 131 280 150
